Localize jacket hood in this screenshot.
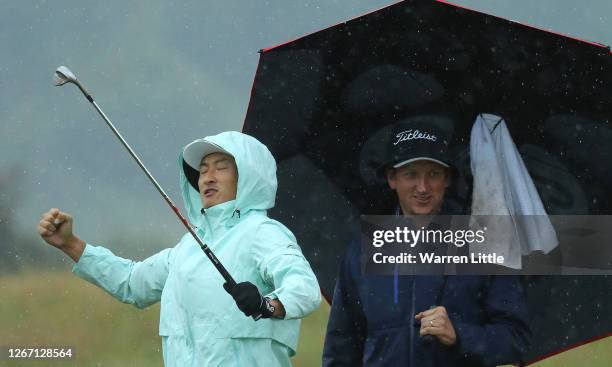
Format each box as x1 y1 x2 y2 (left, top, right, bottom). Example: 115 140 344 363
179 131 277 225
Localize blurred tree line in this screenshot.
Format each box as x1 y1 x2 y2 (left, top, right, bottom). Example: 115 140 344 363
0 166 21 272
0 167 178 274
0 167 72 274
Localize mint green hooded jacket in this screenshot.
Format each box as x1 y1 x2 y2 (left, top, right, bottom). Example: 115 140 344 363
72 131 321 366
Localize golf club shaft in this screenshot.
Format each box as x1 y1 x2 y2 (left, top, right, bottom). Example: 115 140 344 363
86 98 238 290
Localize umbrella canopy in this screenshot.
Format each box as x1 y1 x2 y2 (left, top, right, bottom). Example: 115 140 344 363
241 0 611 362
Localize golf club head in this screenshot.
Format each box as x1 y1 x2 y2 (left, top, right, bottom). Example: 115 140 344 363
54 66 77 86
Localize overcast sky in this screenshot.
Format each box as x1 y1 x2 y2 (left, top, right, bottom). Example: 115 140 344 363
1 0 610 263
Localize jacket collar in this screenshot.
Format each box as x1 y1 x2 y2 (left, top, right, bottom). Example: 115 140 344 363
199 199 241 232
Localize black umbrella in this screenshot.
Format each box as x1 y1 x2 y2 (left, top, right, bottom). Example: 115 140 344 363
242 0 612 362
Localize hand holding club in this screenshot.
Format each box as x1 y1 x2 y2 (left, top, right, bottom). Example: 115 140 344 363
223 281 279 320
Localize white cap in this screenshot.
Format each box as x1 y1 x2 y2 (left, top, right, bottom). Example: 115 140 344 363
182 139 231 170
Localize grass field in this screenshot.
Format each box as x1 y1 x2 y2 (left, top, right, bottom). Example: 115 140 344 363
0 271 328 367
0 271 610 366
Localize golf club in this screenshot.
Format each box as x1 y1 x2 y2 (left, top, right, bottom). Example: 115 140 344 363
54 66 263 321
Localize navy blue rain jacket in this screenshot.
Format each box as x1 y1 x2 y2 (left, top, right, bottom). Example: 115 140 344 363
323 228 530 366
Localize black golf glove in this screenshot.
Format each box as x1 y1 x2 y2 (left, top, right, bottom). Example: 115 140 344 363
223 281 275 319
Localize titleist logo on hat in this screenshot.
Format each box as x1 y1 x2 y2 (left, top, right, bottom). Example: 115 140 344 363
393 129 437 145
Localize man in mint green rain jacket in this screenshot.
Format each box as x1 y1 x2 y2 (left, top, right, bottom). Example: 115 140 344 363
37 131 322 366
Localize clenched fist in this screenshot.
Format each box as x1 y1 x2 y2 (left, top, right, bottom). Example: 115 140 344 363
37 208 85 262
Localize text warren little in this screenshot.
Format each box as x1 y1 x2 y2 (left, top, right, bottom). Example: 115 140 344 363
372 252 505 264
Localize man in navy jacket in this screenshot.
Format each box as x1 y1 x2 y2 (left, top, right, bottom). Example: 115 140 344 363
322 118 530 366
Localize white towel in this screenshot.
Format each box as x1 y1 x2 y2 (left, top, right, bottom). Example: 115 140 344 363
470 113 558 269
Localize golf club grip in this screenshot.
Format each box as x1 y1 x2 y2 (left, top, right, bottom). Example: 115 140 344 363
193 229 262 321
191 233 261 321
196 237 236 286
